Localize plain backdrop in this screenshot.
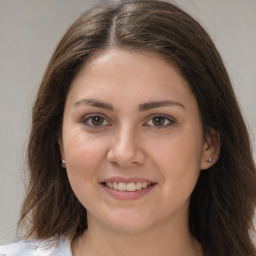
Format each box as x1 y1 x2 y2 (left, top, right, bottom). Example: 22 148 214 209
0 0 255 244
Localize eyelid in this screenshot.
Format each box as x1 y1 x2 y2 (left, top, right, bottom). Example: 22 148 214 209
81 113 111 128
143 114 175 128
80 113 175 129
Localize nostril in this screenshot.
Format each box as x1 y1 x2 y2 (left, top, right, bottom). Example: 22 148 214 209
107 143 146 168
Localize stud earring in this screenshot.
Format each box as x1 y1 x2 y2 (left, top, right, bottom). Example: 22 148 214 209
61 159 66 167
207 157 212 163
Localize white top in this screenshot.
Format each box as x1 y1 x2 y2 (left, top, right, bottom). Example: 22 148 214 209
0 236 72 256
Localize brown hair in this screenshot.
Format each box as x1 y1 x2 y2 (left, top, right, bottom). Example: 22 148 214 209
19 1 256 255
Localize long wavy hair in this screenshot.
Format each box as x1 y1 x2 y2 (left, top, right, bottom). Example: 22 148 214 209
18 1 256 255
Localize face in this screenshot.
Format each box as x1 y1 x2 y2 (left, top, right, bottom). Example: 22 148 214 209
59 49 212 234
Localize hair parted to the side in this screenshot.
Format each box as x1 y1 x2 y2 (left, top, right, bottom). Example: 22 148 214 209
18 1 256 255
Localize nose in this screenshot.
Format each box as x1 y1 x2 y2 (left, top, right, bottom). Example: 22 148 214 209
107 126 146 168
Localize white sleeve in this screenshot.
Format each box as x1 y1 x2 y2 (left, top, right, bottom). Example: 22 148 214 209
0 236 72 256
0 239 38 255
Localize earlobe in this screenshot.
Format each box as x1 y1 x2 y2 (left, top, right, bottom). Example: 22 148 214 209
200 129 221 170
58 137 66 168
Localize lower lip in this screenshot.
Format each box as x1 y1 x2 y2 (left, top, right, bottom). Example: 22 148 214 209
101 184 156 200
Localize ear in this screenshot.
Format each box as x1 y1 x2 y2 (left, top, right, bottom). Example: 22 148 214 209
200 129 221 170
58 137 66 167
58 137 64 157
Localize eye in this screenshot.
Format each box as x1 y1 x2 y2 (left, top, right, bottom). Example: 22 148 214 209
82 115 110 127
144 115 174 128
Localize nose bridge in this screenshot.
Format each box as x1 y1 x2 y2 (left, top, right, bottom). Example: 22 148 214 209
116 123 135 150
107 123 145 167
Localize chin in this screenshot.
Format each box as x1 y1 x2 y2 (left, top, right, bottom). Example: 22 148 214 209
101 212 156 234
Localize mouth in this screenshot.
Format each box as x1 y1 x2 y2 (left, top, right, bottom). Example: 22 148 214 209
100 177 157 200
102 181 155 192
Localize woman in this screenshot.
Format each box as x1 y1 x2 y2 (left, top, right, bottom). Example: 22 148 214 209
1 0 255 255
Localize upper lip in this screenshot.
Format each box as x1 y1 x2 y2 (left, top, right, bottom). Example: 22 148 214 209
102 176 156 184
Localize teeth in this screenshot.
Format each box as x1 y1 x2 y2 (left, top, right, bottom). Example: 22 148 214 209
106 182 113 189
127 182 136 191
113 182 118 190
136 182 142 190
118 182 126 191
105 182 151 191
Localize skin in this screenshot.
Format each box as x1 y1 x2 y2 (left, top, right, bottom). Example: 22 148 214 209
59 49 217 256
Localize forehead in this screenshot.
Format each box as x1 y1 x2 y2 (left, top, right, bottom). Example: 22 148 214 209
66 48 196 111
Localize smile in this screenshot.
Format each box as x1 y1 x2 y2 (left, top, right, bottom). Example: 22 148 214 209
104 182 152 192
101 177 156 200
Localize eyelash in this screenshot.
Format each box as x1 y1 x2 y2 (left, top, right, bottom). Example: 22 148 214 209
81 114 175 129
144 114 175 128
82 114 110 128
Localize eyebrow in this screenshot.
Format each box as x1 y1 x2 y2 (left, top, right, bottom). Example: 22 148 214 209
138 100 185 111
74 99 185 111
74 99 113 110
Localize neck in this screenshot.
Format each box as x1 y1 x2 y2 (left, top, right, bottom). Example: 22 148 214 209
72 213 202 256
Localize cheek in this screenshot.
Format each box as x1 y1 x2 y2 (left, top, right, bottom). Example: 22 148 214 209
63 139 105 209
64 128 107 168
151 130 203 167
63 131 108 193
149 128 203 191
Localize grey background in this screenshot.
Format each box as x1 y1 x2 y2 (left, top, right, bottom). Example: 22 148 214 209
0 0 255 244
